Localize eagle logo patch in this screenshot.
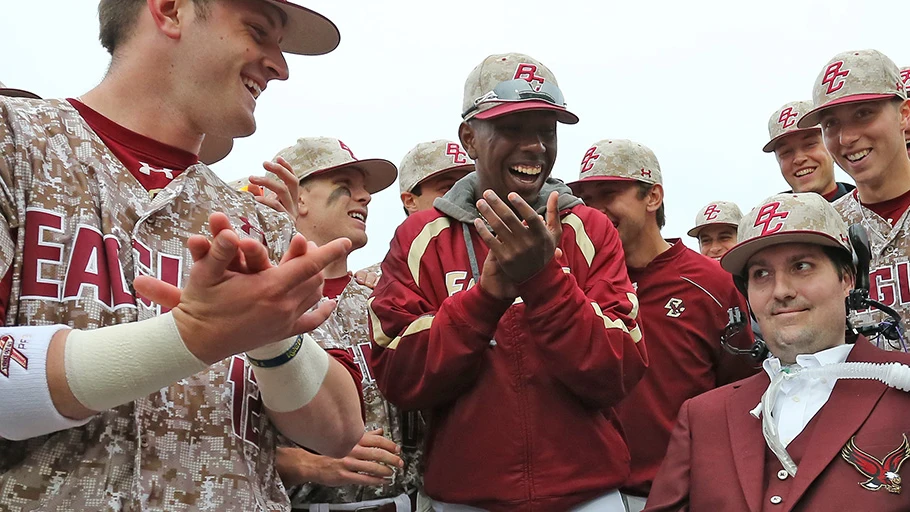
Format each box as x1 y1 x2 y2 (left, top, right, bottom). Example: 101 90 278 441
841 433 910 494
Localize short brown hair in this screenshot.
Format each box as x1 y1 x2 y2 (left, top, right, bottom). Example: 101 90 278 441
98 0 212 56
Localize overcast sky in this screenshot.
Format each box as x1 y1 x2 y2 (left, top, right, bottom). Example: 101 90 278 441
4 1 906 271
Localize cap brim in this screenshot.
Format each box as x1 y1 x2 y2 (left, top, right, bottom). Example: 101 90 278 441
409 164 475 192
198 135 234 165
720 231 845 275
798 94 899 128
266 0 340 55
0 88 41 100
761 128 820 153
686 222 738 238
474 100 579 124
303 159 398 194
567 175 640 192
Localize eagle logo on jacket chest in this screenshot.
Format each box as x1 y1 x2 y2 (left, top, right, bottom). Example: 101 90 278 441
841 433 910 494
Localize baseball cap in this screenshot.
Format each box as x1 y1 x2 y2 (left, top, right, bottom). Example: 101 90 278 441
901 66 910 89
799 49 907 128
264 0 340 55
687 201 743 238
720 193 851 276
0 81 40 100
461 53 578 124
567 139 662 193
762 100 818 153
274 137 397 194
399 140 475 194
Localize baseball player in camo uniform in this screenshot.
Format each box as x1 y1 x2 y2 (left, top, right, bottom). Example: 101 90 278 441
763 100 855 201
0 2 367 511
801 49 910 347
687 200 743 260
267 137 420 512
568 140 757 511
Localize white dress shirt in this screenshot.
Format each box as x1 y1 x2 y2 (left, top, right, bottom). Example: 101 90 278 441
761 343 854 447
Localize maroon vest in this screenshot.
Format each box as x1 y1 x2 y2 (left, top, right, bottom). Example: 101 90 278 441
760 411 823 511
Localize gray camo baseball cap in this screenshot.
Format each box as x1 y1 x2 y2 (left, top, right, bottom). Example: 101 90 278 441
687 201 743 238
0 81 39 100
567 139 662 192
399 140 474 194
763 100 818 153
274 137 397 194
462 53 578 124
720 193 851 275
799 49 907 128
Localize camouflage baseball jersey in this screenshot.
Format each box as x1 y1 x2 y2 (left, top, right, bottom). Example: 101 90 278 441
834 192 910 350
0 97 298 511
289 267 422 506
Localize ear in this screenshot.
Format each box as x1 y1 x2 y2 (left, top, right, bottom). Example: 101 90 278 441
296 188 309 218
842 271 856 298
646 184 664 213
147 0 187 40
899 99 910 135
400 192 419 215
459 122 478 160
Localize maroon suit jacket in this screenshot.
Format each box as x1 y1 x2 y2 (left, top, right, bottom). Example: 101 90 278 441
645 337 910 512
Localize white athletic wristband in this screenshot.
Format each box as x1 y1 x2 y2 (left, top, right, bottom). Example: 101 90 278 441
0 324 92 441
65 313 209 412
247 334 329 413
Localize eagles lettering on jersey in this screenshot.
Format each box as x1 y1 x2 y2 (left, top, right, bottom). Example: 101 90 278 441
0 97 297 511
834 191 910 346
21 208 263 315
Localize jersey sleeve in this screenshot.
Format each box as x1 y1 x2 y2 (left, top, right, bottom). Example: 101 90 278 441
0 101 22 323
516 209 647 409
643 399 693 512
367 219 513 411
326 348 365 420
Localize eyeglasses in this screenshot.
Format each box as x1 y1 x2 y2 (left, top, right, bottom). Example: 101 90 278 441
462 79 567 118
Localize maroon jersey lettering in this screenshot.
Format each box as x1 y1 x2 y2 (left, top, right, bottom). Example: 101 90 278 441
21 209 64 300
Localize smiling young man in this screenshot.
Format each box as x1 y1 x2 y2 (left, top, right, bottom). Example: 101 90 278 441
262 137 420 512
645 193 910 512
800 49 910 344
687 200 743 260
763 100 854 201
368 53 646 512
0 1 366 510
569 139 756 511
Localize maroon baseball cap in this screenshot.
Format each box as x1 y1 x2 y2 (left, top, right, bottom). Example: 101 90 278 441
264 0 340 55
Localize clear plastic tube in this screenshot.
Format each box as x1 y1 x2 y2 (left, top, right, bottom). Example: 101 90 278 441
749 361 910 476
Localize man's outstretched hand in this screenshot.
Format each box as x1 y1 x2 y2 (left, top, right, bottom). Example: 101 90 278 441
134 213 350 363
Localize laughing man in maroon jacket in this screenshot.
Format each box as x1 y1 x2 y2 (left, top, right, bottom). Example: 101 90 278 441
367 53 648 512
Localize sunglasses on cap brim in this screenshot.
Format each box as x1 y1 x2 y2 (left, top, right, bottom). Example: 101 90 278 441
463 79 567 118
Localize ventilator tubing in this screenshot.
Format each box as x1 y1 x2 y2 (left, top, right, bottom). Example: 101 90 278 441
751 362 910 476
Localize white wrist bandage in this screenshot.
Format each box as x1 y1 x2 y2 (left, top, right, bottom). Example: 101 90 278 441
0 324 91 440
65 313 209 412
247 334 329 413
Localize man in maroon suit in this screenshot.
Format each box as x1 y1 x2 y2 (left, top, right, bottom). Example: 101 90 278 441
645 192 910 512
